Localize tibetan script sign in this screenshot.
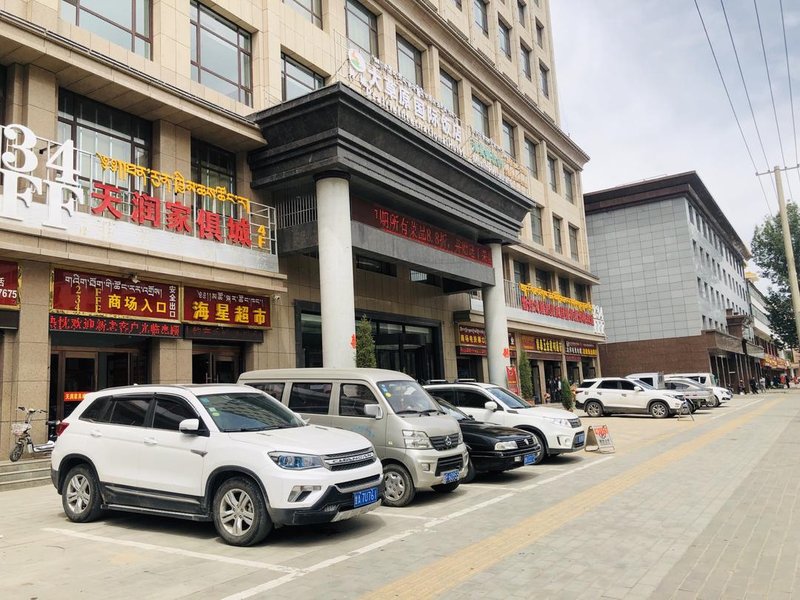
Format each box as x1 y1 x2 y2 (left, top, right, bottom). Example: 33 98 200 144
0 261 20 309
565 341 598 357
51 269 179 322
49 314 181 337
183 287 271 329
520 335 563 355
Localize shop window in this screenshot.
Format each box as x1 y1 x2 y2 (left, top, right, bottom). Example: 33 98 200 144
339 384 379 417
282 53 325 101
346 0 378 57
190 1 252 105
152 396 199 430
397 35 423 86
288 383 332 414
61 0 152 58
440 70 460 117
530 205 543 244
472 95 490 137
284 0 322 28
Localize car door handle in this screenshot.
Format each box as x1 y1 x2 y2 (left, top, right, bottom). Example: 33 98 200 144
90 430 102 438
143 437 158 446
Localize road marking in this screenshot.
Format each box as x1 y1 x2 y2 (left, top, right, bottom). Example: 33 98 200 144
42 528 297 573
710 398 761 420
521 456 614 490
362 399 774 600
464 483 521 491
371 511 429 520
423 493 515 529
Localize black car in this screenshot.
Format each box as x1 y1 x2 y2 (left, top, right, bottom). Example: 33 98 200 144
435 399 541 482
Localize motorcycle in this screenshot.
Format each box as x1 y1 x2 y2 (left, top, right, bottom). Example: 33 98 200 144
9 407 58 462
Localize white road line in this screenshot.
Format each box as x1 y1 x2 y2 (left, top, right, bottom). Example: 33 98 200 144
464 484 521 491
42 528 297 573
521 456 614 490
423 493 515 529
371 511 429 520
710 399 761 420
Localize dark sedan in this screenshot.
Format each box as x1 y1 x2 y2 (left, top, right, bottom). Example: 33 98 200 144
435 399 540 482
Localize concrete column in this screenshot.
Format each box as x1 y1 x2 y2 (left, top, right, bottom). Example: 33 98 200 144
536 360 546 404
482 243 510 386
316 173 356 368
150 338 193 383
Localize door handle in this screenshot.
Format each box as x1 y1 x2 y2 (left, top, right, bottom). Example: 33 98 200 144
90 430 102 438
144 437 158 446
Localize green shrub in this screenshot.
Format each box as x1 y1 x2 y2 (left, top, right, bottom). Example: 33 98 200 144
355 315 377 368
518 358 534 403
560 376 575 411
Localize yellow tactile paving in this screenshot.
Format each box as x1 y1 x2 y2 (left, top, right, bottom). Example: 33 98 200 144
363 399 775 600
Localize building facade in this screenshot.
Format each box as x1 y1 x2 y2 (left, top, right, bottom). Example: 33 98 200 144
584 172 759 388
747 278 791 385
0 0 603 451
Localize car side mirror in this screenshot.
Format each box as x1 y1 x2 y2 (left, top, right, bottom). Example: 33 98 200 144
633 386 642 392
179 418 200 435
484 401 498 411
364 404 383 419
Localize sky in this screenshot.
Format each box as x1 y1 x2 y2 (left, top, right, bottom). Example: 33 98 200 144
550 0 800 287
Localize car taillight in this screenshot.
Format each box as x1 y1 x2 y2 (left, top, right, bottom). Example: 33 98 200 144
55 421 69 437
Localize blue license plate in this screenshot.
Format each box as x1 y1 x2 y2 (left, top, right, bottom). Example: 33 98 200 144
523 452 536 465
442 469 459 484
353 486 379 508
575 432 585 445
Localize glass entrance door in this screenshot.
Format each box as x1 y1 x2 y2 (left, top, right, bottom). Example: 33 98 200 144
192 347 241 383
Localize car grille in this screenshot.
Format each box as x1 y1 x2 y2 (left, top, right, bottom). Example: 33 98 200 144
435 455 464 475
569 418 582 428
323 448 377 471
430 433 461 451
336 474 381 491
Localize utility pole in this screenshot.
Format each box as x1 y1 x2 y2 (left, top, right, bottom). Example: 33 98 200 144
774 166 800 345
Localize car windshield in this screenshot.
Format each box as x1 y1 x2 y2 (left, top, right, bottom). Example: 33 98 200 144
631 379 655 390
487 386 531 409
435 399 468 421
378 380 441 415
196 391 304 432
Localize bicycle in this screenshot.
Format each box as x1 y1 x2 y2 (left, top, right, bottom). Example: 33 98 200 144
9 407 58 462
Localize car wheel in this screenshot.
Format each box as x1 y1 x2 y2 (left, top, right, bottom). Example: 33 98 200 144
711 396 720 408
62 465 103 523
432 481 460 493
382 464 416 507
9 442 23 462
530 432 546 465
649 401 669 419
584 400 603 418
463 459 476 484
213 477 272 546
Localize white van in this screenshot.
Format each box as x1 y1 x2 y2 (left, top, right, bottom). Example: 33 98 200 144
237 368 469 507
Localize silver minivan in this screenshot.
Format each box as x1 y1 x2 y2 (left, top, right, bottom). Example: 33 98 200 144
237 368 469 507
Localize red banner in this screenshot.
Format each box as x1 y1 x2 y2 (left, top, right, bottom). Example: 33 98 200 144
51 269 179 322
183 287 270 329
0 261 20 309
506 366 520 395
352 199 493 266
49 314 182 337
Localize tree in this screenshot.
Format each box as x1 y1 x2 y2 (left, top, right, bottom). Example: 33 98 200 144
518 357 534 403
355 315 377 368
751 202 800 347
559 376 574 412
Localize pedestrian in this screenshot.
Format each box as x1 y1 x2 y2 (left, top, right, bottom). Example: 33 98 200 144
749 377 758 394
738 379 745 395
759 376 766 392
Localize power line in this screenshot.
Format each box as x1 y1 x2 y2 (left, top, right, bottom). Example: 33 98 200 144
778 0 800 195
695 0 773 214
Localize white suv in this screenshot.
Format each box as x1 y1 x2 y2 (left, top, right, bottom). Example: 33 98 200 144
576 377 685 418
50 384 383 546
423 382 584 464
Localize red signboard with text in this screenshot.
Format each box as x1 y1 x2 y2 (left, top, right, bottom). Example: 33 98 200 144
51 269 179 322
49 314 182 337
183 287 271 329
0 261 20 309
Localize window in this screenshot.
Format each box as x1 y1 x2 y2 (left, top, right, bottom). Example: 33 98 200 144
520 43 532 79
282 54 325 101
80 397 112 422
518 1 527 26
346 0 378 56
190 1 252 105
356 255 397 276
284 0 322 27
472 95 490 137
339 384 379 417
474 0 488 35
248 382 286 400
575 283 588 302
569 225 579 260
440 71 460 117
553 215 563 253
618 380 636 391
58 89 151 198
498 20 511 59
288 383 332 414
535 268 551 290
598 380 619 390
397 36 423 86
61 0 151 58
501 120 516 158
513 260 529 284
108 397 151 427
530 206 543 244
539 62 550 97
152 396 198 430
547 155 558 192
191 139 240 221
536 20 544 47
524 138 538 178
559 277 570 297
453 0 462 8
458 390 491 409
563 168 574 203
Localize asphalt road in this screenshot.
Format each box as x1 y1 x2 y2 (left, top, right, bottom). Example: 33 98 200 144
0 390 796 600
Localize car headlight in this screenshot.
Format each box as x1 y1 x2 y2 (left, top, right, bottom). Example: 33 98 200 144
269 452 323 470
494 441 518 451
403 430 432 449
541 416 572 428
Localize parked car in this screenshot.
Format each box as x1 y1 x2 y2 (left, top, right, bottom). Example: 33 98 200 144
238 369 468 508
422 382 584 464
662 378 715 409
433 399 540 482
50 384 383 546
665 373 730 406
575 377 686 418
627 372 665 389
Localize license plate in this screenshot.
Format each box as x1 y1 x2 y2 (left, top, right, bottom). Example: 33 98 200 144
523 453 535 465
575 432 585 445
353 486 379 508
442 469 459 484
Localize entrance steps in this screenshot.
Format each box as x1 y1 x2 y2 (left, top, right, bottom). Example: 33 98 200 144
0 457 52 492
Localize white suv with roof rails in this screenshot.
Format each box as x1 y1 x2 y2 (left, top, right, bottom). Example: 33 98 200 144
575 377 686 418
423 382 585 464
50 384 383 546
